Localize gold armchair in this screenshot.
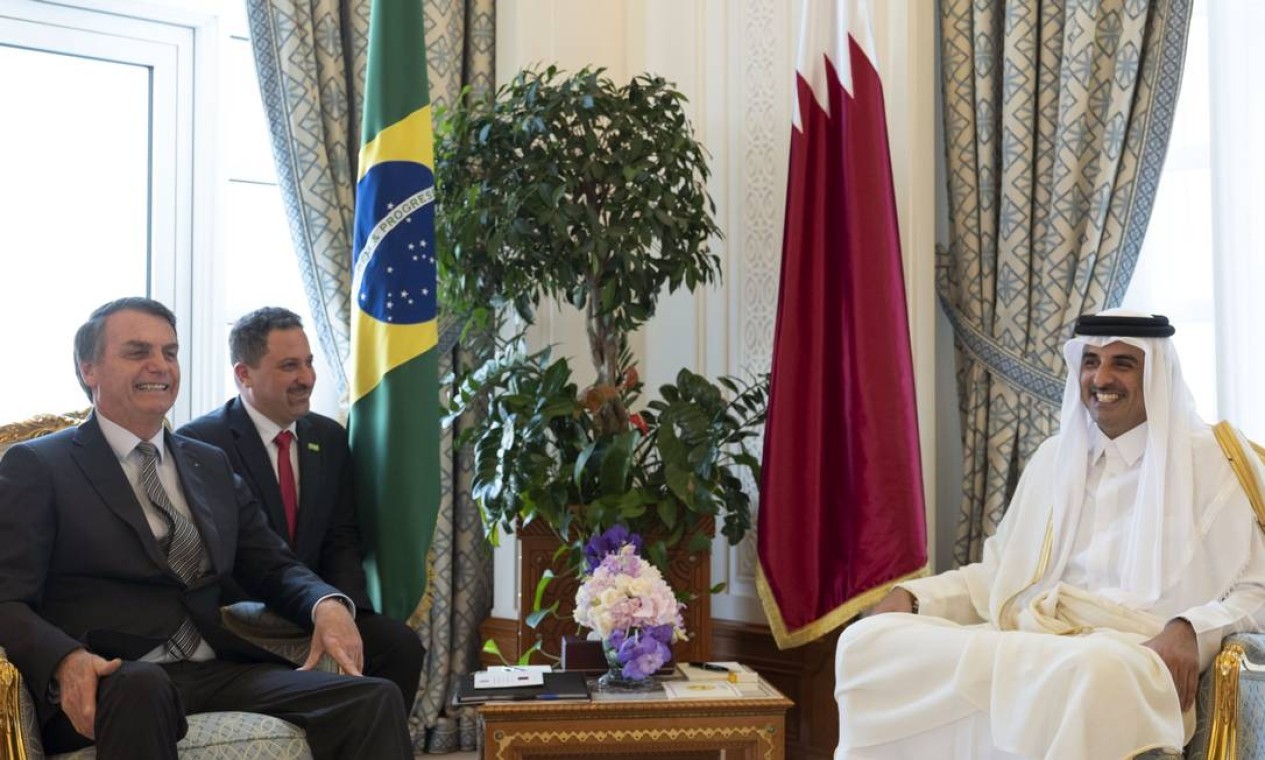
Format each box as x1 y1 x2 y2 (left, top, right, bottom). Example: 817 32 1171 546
1184 423 1265 760
0 411 316 760
0 411 90 456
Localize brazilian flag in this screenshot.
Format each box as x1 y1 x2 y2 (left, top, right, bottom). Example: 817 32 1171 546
348 0 438 624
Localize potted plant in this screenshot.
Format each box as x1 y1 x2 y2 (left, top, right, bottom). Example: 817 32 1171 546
437 66 767 662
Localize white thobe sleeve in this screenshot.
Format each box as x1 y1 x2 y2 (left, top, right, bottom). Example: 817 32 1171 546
895 438 1059 626
897 530 1001 624
1176 521 1265 670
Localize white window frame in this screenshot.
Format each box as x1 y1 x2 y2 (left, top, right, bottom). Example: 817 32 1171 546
0 0 219 424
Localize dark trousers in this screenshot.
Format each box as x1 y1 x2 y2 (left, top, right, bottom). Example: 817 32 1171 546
42 660 412 760
357 610 425 710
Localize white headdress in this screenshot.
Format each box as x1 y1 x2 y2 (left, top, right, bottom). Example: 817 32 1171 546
1046 308 1207 608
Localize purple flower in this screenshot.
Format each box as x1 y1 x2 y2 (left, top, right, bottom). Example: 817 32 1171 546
583 524 644 573
611 626 672 680
642 623 675 646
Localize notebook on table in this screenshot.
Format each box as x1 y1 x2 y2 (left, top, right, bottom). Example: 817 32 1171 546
455 671 591 704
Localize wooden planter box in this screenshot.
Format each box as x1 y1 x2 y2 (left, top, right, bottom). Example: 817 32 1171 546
481 519 713 666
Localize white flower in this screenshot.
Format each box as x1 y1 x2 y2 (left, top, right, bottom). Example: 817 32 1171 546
573 544 687 642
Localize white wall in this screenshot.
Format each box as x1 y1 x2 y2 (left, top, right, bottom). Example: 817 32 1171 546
491 1 938 625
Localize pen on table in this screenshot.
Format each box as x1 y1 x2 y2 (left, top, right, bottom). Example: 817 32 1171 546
688 662 732 672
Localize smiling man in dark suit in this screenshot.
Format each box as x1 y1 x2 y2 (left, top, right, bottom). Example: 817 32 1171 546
179 306 423 707
0 297 412 760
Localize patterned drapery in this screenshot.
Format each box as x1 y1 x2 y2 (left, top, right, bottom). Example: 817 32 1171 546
246 0 495 752
938 0 1192 564
245 0 366 394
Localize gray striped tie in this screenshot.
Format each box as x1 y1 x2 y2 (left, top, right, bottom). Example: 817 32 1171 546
135 441 206 659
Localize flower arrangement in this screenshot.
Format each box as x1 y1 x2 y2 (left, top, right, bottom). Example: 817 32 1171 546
573 526 686 683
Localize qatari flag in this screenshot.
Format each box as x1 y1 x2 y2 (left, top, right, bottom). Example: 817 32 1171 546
755 0 927 649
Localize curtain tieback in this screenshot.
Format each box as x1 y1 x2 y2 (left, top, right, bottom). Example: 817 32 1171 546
938 293 1065 408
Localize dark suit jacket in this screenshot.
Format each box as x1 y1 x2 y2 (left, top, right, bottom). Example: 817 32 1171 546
0 415 341 723
178 399 371 611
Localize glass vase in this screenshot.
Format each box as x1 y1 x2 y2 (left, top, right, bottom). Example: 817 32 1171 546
597 638 658 693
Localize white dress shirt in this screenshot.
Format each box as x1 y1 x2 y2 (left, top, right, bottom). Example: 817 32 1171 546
240 398 300 503
1060 422 1149 594
97 412 215 662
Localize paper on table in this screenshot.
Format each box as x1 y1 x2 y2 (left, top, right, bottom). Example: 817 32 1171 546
662 680 743 699
474 669 544 688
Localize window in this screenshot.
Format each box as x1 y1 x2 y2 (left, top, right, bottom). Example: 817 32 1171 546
0 0 340 425
0 0 201 422
216 4 341 418
1121 0 1215 422
1126 0 1265 441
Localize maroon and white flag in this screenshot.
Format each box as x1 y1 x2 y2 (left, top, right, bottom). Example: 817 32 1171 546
756 0 927 649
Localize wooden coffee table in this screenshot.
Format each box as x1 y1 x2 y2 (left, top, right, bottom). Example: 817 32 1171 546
477 675 793 760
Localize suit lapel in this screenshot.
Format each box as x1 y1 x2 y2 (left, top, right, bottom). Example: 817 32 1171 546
71 416 171 576
295 416 320 553
166 431 224 574
227 400 290 544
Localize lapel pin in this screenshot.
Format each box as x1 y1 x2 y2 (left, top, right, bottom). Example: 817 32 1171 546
307 442 320 452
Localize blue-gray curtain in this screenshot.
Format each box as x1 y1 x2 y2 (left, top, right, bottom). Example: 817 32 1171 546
245 0 495 752
938 0 1193 564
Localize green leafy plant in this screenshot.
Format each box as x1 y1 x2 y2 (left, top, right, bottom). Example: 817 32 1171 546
445 338 767 566
437 65 766 569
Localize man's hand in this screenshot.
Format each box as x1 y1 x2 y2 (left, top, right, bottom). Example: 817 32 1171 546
868 587 916 616
1142 618 1199 712
54 649 122 739
303 598 364 676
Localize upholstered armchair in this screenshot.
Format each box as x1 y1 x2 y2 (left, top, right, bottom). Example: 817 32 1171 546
1183 634 1262 760
1179 425 1265 760
0 412 326 760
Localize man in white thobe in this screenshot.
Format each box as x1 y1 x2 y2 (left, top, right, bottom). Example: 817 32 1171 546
835 311 1265 760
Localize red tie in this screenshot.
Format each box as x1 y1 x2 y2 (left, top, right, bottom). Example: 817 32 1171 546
274 430 298 542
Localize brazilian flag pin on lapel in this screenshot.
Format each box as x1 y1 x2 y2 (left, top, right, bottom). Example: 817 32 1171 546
307 442 320 452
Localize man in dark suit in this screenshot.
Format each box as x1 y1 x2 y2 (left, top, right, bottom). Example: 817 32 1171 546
0 298 412 759
178 306 423 707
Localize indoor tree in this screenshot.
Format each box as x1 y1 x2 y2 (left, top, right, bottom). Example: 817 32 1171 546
437 65 765 568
